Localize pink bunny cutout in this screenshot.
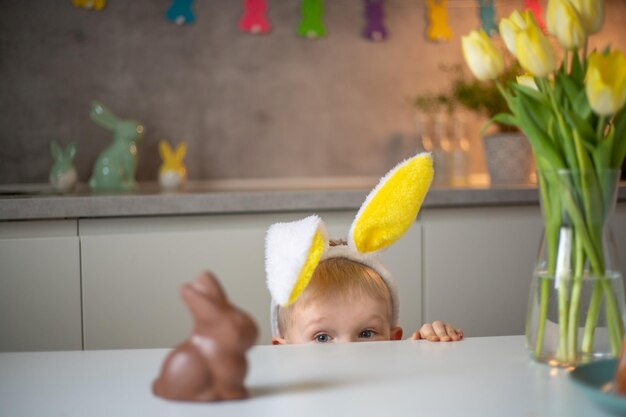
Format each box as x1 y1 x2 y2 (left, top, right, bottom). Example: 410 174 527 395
239 0 271 34
152 271 258 402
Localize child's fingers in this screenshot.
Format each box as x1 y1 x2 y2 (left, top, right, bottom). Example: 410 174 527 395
432 320 450 342
445 323 462 341
420 323 440 342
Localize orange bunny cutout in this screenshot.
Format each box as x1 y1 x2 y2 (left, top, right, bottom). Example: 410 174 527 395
152 271 258 402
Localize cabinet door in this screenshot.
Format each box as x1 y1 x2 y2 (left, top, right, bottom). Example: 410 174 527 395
0 220 82 351
422 206 543 337
80 211 422 349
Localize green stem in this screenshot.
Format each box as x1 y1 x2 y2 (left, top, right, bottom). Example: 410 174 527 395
535 278 550 358
582 281 603 353
557 277 570 362
567 232 584 361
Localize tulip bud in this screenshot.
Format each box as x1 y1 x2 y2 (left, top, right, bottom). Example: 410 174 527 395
585 50 626 116
517 75 539 90
514 14 557 77
547 0 587 49
499 10 528 56
461 30 505 81
569 0 604 35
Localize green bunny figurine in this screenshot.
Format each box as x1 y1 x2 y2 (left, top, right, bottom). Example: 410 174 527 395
88 101 144 192
50 141 78 192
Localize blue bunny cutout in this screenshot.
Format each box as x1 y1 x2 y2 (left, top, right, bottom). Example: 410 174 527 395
166 0 195 25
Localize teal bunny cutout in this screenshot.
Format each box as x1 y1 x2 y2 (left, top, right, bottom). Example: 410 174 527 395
88 101 144 192
50 141 77 192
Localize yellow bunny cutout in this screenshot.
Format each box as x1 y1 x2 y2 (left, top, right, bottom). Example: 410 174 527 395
72 0 106 11
426 0 453 43
158 140 187 191
265 152 434 337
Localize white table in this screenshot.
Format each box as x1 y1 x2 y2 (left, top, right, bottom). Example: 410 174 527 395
0 336 614 417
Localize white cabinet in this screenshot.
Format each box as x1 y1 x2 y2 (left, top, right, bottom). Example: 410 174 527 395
422 205 544 337
79 212 423 349
0 220 82 352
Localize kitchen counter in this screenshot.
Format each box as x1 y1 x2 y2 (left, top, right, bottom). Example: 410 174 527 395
0 178 625 221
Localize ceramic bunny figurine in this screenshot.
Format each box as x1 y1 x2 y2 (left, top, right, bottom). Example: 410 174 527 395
158 140 187 191
49 141 78 192
152 271 258 402
88 101 144 192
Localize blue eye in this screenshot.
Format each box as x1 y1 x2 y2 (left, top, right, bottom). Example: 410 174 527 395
314 334 331 343
360 330 374 338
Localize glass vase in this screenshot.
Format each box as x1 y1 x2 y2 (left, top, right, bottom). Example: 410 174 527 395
525 169 626 367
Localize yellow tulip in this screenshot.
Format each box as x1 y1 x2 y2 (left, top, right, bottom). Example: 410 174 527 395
547 0 587 49
585 50 626 116
569 0 604 35
514 14 557 78
517 75 539 90
499 10 528 56
461 30 505 81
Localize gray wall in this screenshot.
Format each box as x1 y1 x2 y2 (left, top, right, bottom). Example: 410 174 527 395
1 0 625 185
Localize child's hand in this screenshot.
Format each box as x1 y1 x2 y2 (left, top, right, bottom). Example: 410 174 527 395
407 321 463 342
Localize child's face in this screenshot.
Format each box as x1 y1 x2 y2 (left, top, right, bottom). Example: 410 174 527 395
273 292 403 344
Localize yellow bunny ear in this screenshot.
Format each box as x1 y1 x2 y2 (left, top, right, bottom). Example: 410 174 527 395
159 140 173 160
349 152 433 254
174 143 187 162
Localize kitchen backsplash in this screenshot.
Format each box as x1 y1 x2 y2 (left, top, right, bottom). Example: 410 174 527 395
1 0 625 185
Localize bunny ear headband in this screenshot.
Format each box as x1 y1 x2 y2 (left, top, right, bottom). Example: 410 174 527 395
265 152 434 337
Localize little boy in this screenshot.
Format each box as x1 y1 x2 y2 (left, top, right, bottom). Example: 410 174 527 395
265 153 461 345
270 241 463 345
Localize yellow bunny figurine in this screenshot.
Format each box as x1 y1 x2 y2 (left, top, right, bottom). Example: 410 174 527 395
159 140 187 191
72 0 106 11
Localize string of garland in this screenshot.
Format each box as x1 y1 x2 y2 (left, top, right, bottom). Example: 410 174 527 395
71 0 546 43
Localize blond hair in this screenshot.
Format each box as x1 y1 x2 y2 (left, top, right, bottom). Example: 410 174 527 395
277 256 392 336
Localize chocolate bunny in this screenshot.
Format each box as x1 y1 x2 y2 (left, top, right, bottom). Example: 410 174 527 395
152 271 258 402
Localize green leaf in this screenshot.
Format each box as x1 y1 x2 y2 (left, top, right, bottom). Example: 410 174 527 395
481 113 519 136
573 90 592 120
557 72 582 107
562 109 597 151
570 51 584 83
611 106 626 168
593 124 614 170
514 101 566 169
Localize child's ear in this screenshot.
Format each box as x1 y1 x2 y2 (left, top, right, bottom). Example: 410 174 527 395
390 326 403 341
272 337 287 345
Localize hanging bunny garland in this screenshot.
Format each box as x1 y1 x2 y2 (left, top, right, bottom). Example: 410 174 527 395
265 152 434 337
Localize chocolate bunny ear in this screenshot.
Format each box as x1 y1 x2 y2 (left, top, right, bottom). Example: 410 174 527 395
265 215 328 307
349 152 433 254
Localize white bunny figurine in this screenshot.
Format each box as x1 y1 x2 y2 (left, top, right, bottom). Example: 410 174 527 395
49 141 78 192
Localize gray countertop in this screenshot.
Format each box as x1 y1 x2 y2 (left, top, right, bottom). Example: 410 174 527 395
1 178 625 221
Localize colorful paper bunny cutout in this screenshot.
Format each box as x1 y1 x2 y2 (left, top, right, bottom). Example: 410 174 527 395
363 0 387 41
152 271 258 402
88 101 144 193
478 0 498 36
158 140 187 191
166 0 195 25
239 0 271 35
426 0 453 43
298 0 326 39
265 153 434 336
71 0 105 11
49 141 78 192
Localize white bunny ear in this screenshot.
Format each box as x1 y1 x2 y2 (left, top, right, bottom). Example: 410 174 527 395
265 215 328 307
349 152 434 254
